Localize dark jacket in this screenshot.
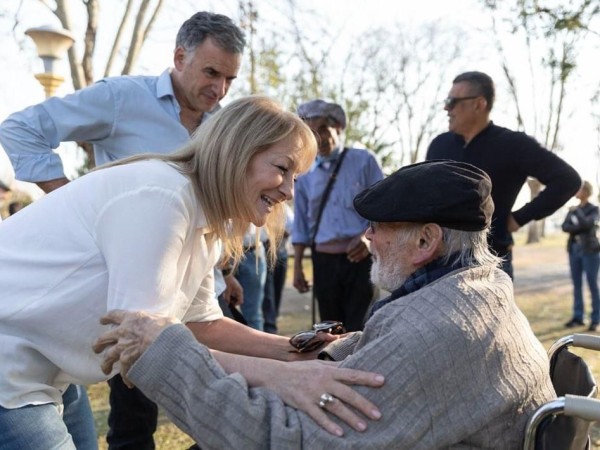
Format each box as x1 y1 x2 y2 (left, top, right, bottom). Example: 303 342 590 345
562 203 600 254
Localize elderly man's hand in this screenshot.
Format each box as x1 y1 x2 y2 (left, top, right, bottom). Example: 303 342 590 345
92 310 180 387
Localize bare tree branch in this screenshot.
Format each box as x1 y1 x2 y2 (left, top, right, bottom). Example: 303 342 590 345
489 13 526 128
121 0 151 75
286 0 336 97
82 0 99 86
55 0 85 90
239 0 258 94
141 0 164 43
118 0 164 75
11 0 25 33
104 0 134 77
121 0 163 75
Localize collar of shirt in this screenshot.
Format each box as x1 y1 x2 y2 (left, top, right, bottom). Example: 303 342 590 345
369 252 469 317
157 69 176 100
314 148 341 171
160 69 219 128
454 120 495 147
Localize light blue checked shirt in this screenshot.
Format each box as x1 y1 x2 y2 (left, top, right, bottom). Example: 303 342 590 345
292 147 383 246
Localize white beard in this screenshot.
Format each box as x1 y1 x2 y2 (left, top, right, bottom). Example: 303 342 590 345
371 256 407 293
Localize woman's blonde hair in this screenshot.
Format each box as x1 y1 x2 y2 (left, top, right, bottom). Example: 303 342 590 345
100 95 317 265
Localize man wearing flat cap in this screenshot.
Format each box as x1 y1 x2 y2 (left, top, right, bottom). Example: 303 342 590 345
95 160 555 449
292 99 383 331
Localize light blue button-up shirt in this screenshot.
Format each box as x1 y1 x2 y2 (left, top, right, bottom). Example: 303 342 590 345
0 70 205 182
292 147 383 246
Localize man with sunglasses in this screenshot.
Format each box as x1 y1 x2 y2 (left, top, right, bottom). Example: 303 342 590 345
427 71 580 278
94 160 555 449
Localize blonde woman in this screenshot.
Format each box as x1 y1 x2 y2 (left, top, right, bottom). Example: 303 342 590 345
0 96 383 449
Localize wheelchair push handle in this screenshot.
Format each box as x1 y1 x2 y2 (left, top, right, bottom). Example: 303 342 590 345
548 334 600 358
564 395 600 421
572 334 600 351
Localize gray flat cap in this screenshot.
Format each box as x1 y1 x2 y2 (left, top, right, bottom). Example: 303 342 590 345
297 99 346 129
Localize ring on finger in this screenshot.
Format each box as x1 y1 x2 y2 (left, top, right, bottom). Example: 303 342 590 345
318 392 335 409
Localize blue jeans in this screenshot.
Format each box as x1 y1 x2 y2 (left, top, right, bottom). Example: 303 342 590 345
0 384 97 450
262 245 288 334
236 248 267 330
569 243 600 323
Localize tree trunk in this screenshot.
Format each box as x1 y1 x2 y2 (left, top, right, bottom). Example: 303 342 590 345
55 0 85 90
121 0 151 74
526 178 542 244
82 0 99 86
104 0 135 77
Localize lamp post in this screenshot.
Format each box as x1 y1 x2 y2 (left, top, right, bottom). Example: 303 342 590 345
25 25 75 98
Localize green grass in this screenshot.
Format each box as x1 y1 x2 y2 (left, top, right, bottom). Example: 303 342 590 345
89 232 600 448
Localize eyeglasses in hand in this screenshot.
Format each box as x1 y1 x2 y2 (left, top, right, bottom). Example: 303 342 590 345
289 320 346 353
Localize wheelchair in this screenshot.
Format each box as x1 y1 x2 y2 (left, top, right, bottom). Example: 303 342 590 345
523 333 600 450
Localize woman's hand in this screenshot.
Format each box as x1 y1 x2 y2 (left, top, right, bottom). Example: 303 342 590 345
287 332 341 360
268 359 383 436
219 353 384 436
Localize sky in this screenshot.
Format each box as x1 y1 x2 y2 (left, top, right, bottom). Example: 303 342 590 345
0 0 598 202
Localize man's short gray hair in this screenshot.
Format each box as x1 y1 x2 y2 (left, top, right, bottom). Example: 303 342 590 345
176 11 246 54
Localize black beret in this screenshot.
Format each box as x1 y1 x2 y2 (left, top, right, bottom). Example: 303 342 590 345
353 160 494 231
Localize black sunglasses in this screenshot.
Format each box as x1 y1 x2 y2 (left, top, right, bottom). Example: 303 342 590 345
444 95 480 110
289 320 345 353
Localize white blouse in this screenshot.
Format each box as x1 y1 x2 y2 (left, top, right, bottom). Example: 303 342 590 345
0 160 222 408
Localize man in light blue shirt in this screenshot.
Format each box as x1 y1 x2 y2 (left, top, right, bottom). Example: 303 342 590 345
0 13 243 195
293 99 383 331
0 11 245 450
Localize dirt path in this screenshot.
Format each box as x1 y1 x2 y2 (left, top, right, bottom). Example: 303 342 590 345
512 237 571 296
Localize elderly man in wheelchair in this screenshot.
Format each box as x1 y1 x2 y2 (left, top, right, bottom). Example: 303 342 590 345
95 161 571 449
